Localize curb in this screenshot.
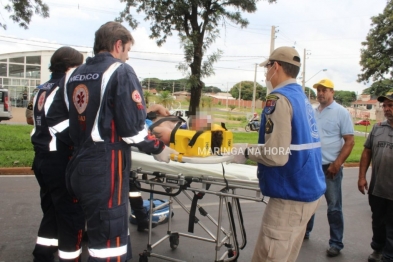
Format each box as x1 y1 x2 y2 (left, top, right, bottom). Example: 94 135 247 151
0 167 34 175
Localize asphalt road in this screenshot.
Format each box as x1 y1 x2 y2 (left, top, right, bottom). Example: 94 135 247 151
0 167 375 262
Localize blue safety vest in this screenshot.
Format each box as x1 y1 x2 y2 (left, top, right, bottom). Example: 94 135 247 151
258 83 326 202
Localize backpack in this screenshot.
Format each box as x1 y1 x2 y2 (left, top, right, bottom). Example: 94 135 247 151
129 199 173 225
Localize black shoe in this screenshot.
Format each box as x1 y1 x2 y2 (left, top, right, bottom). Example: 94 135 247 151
304 234 310 240
326 247 340 257
368 250 382 262
137 220 158 232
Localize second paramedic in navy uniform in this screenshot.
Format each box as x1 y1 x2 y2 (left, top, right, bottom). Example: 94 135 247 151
30 46 85 262
47 21 176 262
231 46 326 262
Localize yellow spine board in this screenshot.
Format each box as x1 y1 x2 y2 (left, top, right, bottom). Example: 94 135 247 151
211 124 233 153
169 129 212 157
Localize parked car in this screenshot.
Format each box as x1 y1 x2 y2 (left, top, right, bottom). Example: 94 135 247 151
355 119 370 126
0 88 13 122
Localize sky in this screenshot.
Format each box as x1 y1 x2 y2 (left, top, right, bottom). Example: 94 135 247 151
0 0 388 93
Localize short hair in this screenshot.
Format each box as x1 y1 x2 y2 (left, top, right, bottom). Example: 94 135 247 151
93 21 134 55
271 60 300 78
49 46 83 73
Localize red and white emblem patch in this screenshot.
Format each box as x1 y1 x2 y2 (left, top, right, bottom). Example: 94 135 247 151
37 91 46 111
73 84 89 114
132 90 142 103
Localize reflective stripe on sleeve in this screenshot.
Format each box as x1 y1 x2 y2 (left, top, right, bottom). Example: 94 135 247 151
36 236 58 246
49 119 69 134
64 68 77 111
289 142 321 151
122 125 148 144
58 248 82 260
91 62 122 142
88 244 127 258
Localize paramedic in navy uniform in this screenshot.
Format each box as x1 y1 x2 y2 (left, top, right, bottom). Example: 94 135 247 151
231 46 326 262
47 22 176 262
30 46 85 262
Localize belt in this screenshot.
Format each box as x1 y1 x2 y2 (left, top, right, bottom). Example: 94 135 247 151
322 164 331 168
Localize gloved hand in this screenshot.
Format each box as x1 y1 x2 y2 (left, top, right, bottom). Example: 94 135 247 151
153 146 178 163
231 143 249 164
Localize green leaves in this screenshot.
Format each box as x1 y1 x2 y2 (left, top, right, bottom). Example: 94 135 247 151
358 0 393 83
1 0 49 30
117 0 274 115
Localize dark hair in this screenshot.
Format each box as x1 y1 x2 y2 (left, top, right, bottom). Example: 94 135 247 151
270 60 300 78
49 46 83 73
93 21 134 55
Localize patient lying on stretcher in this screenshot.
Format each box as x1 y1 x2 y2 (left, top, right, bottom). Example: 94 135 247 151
146 112 226 156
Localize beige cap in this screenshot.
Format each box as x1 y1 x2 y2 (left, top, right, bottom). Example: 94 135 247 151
259 46 301 67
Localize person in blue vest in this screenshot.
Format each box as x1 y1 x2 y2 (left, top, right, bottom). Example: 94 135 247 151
231 46 326 262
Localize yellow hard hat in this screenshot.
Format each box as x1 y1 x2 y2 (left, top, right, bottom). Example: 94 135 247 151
313 79 334 89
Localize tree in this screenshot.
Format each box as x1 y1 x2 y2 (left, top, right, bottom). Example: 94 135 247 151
143 90 153 105
157 90 175 108
229 81 264 100
1 0 49 30
358 0 393 83
117 0 276 115
304 87 316 100
362 79 393 97
334 90 356 107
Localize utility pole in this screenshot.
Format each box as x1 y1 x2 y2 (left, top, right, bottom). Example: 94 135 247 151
252 64 257 113
172 82 175 95
301 49 311 92
270 26 276 54
267 25 278 96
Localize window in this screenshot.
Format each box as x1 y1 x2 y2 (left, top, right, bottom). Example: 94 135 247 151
10 57 24 63
9 64 24 78
0 59 6 62
26 65 40 79
366 104 372 110
21 79 29 86
11 78 20 85
26 56 41 65
0 63 6 76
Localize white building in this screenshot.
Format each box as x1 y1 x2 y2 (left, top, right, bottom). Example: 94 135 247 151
0 50 88 107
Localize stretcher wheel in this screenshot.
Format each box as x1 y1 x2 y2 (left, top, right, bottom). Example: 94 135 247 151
228 248 237 259
169 233 179 249
139 254 148 262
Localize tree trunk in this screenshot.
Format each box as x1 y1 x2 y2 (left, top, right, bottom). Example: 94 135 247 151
188 83 202 115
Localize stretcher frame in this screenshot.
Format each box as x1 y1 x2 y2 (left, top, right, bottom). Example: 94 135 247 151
131 167 268 262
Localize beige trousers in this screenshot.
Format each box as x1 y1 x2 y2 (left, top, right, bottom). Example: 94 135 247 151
251 197 321 262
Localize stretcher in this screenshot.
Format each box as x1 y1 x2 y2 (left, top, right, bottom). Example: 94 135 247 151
130 151 268 262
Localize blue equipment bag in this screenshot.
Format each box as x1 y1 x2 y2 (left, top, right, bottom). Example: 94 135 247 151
130 199 173 225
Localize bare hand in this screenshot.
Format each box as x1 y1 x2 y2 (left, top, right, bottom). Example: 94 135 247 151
326 162 341 179
147 104 170 116
358 178 368 195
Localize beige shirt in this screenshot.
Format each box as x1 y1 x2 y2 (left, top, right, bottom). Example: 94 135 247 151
248 79 295 167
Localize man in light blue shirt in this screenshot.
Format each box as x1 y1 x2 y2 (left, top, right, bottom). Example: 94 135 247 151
305 79 355 257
